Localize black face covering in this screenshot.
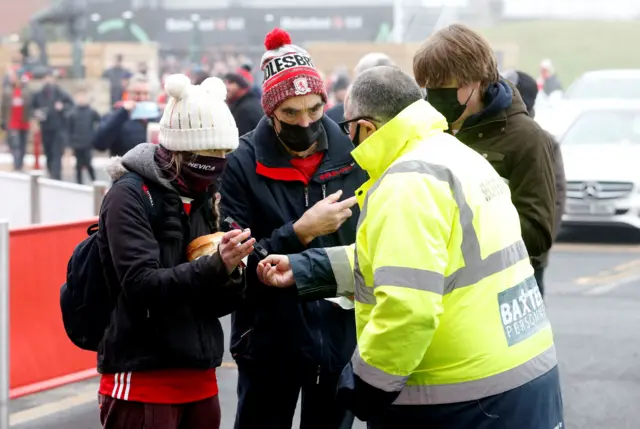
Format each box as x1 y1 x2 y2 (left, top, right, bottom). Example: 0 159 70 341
427 88 474 124
274 116 323 152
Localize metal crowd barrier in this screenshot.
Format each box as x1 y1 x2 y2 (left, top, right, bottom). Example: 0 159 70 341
0 171 109 227
1 219 9 429
0 217 99 419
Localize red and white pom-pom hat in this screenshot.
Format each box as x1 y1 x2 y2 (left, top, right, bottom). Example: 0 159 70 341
260 28 328 117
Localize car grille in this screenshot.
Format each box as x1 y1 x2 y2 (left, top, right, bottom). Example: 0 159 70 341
566 181 634 200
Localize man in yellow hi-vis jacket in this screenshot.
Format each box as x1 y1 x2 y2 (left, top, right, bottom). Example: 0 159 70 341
257 66 564 429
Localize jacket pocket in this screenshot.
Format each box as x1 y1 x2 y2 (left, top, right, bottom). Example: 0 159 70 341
480 150 505 162
479 150 508 179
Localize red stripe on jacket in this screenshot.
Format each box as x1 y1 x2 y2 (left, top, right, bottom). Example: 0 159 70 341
99 369 218 404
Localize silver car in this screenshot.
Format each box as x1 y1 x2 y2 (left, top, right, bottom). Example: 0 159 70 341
536 69 640 138
561 101 640 230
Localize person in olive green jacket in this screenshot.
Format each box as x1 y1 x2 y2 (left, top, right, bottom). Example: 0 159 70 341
413 23 556 266
503 69 566 297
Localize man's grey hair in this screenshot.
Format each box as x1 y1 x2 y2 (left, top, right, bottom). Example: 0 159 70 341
354 53 396 76
348 66 423 125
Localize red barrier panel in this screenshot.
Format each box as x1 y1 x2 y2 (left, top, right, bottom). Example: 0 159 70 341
9 218 99 398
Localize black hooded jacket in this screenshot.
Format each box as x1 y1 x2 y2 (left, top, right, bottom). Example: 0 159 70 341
228 90 264 137
219 116 367 372
96 143 242 374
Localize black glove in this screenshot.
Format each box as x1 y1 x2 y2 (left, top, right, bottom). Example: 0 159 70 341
336 361 402 422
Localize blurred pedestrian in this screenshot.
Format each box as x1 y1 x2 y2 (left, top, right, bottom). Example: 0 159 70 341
414 23 556 269
220 28 364 429
1 70 32 171
240 60 262 98
92 74 160 157
223 67 263 136
503 69 566 297
539 59 563 95
353 52 396 76
192 69 210 85
31 68 74 180
137 60 162 98
97 74 245 429
67 89 100 184
103 54 131 106
115 71 133 109
326 74 350 123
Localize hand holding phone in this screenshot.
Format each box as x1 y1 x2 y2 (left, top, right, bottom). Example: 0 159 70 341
219 229 255 274
223 217 269 259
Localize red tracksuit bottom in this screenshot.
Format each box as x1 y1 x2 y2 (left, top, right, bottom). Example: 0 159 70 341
99 395 221 429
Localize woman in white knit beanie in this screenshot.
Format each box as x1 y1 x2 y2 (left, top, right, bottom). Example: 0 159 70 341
98 74 251 429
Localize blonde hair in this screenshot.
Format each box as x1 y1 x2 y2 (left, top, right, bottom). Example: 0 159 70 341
155 150 186 180
413 23 500 92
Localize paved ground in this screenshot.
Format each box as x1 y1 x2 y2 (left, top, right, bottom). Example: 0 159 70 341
9 229 640 429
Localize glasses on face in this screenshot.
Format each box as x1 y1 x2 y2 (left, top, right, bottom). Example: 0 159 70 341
337 116 378 135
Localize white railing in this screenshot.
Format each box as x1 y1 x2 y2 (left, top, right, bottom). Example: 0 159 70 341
0 172 31 229
0 171 108 227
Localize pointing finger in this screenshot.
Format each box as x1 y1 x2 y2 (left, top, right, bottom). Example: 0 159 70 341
338 196 358 210
324 190 343 204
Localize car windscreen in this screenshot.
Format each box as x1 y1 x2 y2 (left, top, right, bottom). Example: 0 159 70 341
562 110 640 145
565 76 640 100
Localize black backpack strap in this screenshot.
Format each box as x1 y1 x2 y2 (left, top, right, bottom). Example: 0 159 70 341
115 172 163 224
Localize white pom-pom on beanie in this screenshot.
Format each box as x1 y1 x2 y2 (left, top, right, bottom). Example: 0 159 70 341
200 77 228 101
159 73 239 152
164 73 191 100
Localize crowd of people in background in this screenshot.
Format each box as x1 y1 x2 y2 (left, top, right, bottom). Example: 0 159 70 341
0 40 563 188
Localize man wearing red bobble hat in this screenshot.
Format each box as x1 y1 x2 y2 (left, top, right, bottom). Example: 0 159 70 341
219 28 366 429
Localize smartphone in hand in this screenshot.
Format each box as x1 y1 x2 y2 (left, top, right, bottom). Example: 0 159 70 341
223 217 269 259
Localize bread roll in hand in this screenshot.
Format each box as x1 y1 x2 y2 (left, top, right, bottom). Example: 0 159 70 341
187 232 225 262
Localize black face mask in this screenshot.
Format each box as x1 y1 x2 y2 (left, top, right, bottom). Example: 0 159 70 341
427 88 474 124
274 116 322 152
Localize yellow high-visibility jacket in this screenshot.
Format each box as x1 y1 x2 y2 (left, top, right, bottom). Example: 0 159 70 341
290 99 557 405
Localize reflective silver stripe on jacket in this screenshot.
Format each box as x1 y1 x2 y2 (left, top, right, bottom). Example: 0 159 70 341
374 266 444 294
352 347 409 393
354 250 374 304
353 160 529 304
352 344 557 404
393 345 557 405
326 246 355 297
